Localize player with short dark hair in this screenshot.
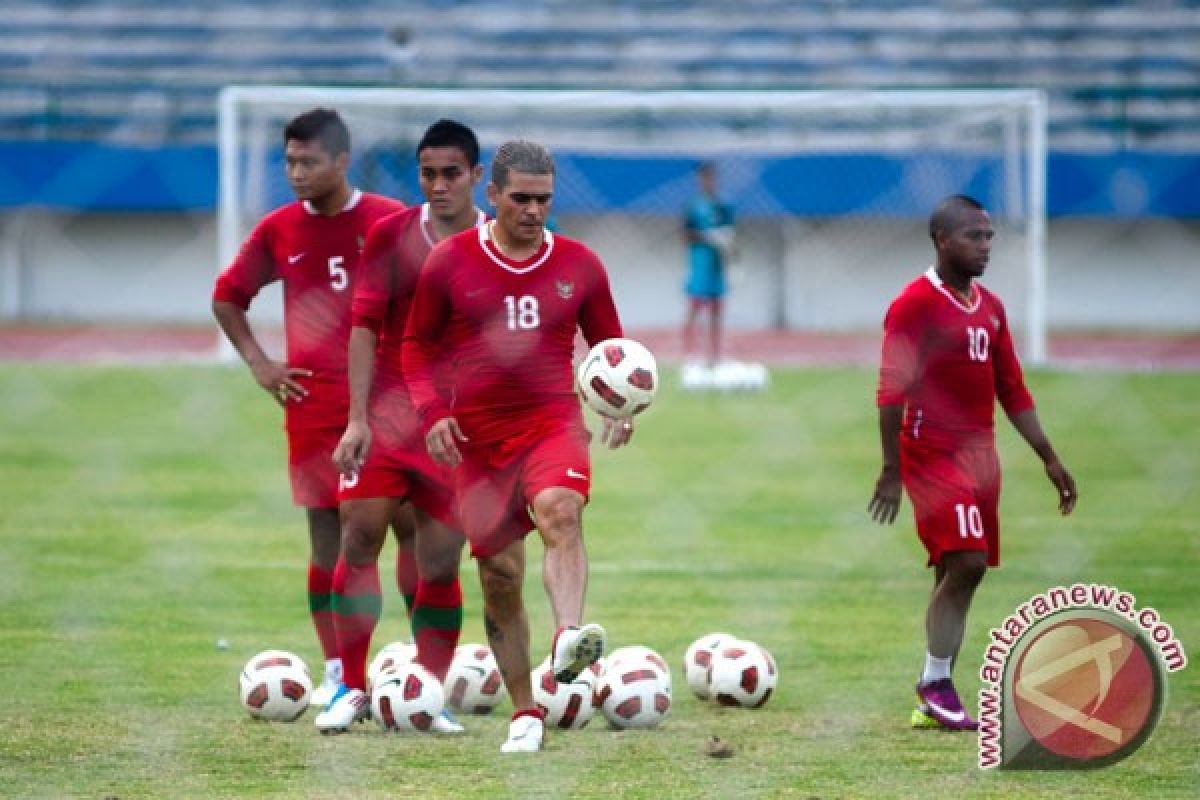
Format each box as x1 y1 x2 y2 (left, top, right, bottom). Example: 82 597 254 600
868 194 1077 730
314 119 487 734
212 108 407 708
402 139 632 753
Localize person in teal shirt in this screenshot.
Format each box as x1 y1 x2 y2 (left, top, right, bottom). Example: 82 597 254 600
683 161 735 365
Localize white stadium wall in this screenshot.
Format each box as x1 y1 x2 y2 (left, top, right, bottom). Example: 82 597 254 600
0 211 1197 333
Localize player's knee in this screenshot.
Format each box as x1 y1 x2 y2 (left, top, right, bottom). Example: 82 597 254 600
340 516 387 563
946 552 988 591
479 559 522 609
533 493 584 543
418 548 461 583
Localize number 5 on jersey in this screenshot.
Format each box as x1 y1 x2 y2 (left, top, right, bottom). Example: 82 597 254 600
328 256 348 292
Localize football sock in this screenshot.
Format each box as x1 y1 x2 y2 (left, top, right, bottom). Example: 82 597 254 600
411 576 463 681
922 652 953 683
307 562 338 660
331 559 382 692
324 658 343 684
396 546 419 619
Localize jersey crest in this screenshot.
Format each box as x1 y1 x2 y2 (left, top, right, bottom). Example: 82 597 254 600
556 279 575 299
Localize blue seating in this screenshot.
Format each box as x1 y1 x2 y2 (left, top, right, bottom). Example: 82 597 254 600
0 0 1198 150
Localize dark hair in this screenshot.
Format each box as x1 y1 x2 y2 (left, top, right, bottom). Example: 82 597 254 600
929 194 985 242
283 108 350 156
417 119 480 167
491 140 554 188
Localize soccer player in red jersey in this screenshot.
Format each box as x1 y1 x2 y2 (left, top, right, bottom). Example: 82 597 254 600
403 140 632 753
313 119 486 733
868 194 1077 731
211 108 408 707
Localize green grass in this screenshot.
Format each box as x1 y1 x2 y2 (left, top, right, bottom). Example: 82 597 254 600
0 364 1196 799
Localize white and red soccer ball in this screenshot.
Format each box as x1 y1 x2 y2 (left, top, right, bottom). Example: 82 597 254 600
707 640 778 709
576 337 658 419
238 649 313 722
370 661 445 733
367 641 416 692
683 632 737 700
445 643 507 714
532 656 601 730
594 652 672 729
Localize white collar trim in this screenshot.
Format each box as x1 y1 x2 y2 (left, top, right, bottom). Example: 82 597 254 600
420 203 487 248
478 222 554 274
303 188 362 216
924 266 980 313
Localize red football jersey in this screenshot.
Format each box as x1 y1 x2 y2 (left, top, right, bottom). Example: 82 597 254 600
877 267 1034 448
353 203 487 398
402 224 623 445
213 190 405 429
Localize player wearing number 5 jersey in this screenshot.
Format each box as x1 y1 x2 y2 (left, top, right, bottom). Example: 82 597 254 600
867 194 1077 732
212 109 405 706
403 140 630 753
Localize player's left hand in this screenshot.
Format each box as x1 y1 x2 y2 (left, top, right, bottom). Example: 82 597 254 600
1046 460 1077 515
600 415 634 449
868 465 903 525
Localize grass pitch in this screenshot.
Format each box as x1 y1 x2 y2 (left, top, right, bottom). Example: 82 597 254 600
0 364 1196 799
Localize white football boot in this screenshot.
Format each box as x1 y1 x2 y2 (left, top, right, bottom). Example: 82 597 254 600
310 660 344 708
550 623 606 683
500 713 544 753
430 708 465 734
313 685 369 733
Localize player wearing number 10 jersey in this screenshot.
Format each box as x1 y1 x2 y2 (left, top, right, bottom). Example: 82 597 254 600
211 108 405 706
867 194 1077 732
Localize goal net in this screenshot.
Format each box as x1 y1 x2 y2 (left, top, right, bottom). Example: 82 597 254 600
218 88 1047 362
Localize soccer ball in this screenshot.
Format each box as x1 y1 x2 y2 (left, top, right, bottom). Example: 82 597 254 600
594 655 672 729
238 649 313 722
604 645 672 694
708 640 778 709
367 641 416 691
576 337 658 419
371 662 445 732
683 632 737 700
532 656 600 730
445 643 506 714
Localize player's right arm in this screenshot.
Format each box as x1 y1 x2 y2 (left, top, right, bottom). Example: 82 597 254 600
400 245 466 467
212 222 310 406
333 219 391 474
868 291 922 525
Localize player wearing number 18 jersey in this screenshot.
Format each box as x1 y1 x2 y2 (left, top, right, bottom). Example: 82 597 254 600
868 195 1077 732
212 109 405 706
403 140 630 753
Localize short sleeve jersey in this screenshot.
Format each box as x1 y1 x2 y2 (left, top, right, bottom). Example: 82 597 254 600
876 267 1034 449
212 189 404 429
352 203 487 402
685 194 734 276
403 225 623 445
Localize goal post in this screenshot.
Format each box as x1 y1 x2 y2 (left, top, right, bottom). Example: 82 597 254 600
217 87 1048 363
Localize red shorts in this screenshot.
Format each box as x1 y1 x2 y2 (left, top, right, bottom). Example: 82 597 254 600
901 438 1001 567
455 424 591 559
336 409 457 528
286 426 342 509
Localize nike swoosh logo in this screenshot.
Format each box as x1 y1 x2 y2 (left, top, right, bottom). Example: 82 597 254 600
926 699 965 723
464 665 487 676
465 289 486 297
288 253 306 264
566 468 587 480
